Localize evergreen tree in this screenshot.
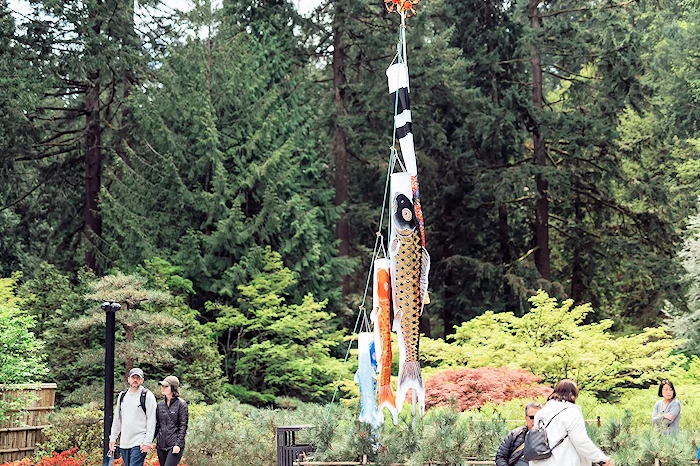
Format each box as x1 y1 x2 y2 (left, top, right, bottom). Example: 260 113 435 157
19 263 225 404
0 0 52 275
100 0 344 309
207 247 342 403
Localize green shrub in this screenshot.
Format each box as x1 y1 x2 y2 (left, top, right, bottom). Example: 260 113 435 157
610 429 697 466
34 406 104 463
447 290 682 398
185 399 322 466
407 406 469 466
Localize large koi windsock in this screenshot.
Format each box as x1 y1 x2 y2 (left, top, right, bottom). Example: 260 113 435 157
370 258 398 425
389 173 430 418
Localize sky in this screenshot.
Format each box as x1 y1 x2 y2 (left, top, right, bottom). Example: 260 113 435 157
8 0 321 19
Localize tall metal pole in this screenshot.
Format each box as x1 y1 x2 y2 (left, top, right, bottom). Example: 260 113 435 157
102 301 120 461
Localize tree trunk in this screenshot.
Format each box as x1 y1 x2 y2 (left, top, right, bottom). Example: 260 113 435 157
571 194 585 302
333 0 350 295
439 189 454 336
125 324 135 377
442 267 454 337
115 0 136 167
529 0 550 280
420 314 431 338
85 69 102 273
492 68 517 312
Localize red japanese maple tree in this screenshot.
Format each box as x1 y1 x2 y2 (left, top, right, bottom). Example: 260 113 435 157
424 366 551 411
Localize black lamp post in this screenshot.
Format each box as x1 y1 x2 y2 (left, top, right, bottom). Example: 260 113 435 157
101 301 121 460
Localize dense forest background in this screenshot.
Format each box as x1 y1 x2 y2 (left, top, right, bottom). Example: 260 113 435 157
4 0 700 405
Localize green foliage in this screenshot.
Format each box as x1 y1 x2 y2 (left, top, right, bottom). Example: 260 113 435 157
406 406 468 466
451 291 682 397
185 401 261 466
0 305 47 380
18 263 224 405
669 210 700 356
310 393 700 465
207 248 342 403
185 399 328 466
311 403 509 464
0 276 47 399
18 264 100 403
99 0 344 311
34 406 104 463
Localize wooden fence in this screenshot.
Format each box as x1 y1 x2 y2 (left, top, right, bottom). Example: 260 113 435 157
0 383 57 463
295 456 697 466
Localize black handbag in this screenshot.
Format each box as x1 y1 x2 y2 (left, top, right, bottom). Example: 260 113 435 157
522 407 570 461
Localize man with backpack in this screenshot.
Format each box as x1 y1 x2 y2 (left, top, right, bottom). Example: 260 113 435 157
109 368 158 466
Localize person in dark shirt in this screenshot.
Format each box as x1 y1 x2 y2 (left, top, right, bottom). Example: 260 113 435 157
495 402 542 466
156 376 189 466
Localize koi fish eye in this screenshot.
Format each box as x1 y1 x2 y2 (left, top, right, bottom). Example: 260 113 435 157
402 208 413 221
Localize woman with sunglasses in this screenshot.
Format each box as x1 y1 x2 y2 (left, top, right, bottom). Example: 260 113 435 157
652 379 680 435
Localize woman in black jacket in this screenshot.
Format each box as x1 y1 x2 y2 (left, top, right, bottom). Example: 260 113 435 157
156 376 189 466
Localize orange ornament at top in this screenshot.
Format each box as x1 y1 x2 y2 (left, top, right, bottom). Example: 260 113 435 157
384 0 420 16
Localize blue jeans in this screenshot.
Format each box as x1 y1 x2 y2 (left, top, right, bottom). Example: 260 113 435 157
119 446 148 466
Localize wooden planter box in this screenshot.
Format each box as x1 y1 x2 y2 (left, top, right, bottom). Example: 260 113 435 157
0 383 57 463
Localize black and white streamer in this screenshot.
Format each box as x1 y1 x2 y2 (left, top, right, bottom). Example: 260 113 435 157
386 63 417 175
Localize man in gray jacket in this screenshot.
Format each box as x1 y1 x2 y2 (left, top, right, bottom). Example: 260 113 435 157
109 368 158 466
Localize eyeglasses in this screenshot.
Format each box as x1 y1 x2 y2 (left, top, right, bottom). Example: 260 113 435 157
527 415 535 420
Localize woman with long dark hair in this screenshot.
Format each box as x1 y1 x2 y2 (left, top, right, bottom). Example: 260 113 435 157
530 379 612 466
156 376 189 466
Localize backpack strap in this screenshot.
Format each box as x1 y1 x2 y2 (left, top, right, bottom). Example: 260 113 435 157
118 390 127 419
544 406 570 428
119 388 149 418
138 388 148 416
544 406 571 451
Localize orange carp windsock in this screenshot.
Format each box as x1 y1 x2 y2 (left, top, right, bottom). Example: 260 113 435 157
370 258 398 425
389 173 430 418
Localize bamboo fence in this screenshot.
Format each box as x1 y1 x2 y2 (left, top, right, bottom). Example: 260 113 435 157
0 383 56 463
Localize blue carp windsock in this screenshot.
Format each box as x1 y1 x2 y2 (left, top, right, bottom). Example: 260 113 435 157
370 258 398 425
389 173 430 417
355 332 382 428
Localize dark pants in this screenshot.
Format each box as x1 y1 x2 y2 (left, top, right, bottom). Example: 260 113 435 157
119 446 147 466
157 448 184 466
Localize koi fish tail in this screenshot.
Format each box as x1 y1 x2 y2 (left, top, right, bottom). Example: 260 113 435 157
396 361 425 418
378 384 399 425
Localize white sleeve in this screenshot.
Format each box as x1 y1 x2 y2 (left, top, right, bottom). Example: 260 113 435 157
143 391 158 445
566 411 607 464
109 395 122 442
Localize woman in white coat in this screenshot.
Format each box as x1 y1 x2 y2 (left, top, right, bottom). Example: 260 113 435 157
530 379 612 466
